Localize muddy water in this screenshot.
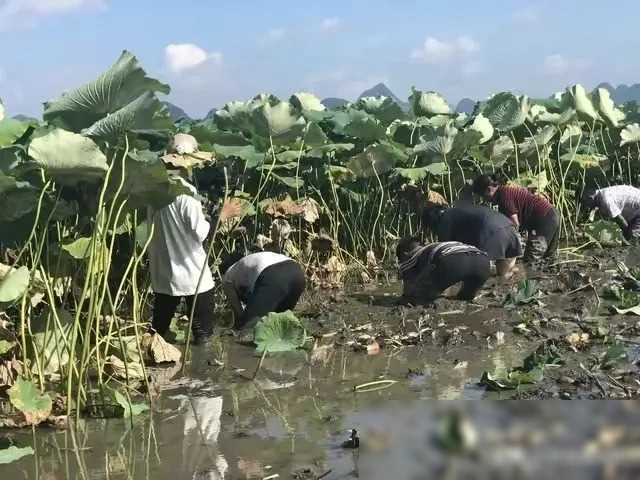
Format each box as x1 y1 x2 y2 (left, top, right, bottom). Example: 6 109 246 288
3 274 640 479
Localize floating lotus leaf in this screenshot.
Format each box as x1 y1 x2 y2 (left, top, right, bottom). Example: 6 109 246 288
0 446 35 464
0 266 29 303
8 377 52 425
43 50 170 132
254 310 307 353
290 92 325 112
410 89 451 117
481 92 529 131
28 129 108 186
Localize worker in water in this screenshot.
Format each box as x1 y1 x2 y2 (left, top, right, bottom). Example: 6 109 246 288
422 202 521 279
472 174 560 263
221 251 305 330
396 237 490 304
581 185 640 242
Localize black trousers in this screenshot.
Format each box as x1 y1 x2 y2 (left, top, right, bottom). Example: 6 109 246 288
152 288 215 340
406 252 490 303
525 208 560 261
238 260 306 329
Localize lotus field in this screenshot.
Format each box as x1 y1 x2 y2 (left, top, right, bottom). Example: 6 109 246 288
1 50 639 426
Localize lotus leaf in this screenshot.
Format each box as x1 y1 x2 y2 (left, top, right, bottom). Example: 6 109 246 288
563 84 599 122
410 89 451 117
28 129 108 186
0 173 39 222
0 340 16 356
30 308 73 375
486 135 514 166
0 265 29 303
392 164 447 183
592 88 625 127
250 101 306 144
341 109 386 142
213 144 265 169
348 141 408 178
43 50 170 132
480 367 543 391
290 92 325 112
254 310 307 353
272 173 304 189
620 124 640 146
8 377 52 425
468 113 494 144
481 92 529 131
0 446 35 464
113 389 149 419
354 96 405 126
584 220 623 246
214 100 256 132
0 118 31 147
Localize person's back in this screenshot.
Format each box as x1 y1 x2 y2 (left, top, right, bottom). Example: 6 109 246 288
595 185 640 221
437 205 513 248
223 251 291 295
493 185 552 230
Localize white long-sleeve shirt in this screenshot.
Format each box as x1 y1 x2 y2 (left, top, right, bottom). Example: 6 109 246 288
148 182 215 296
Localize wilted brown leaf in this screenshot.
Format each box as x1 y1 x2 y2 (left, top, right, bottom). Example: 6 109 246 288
219 197 245 221
141 333 181 364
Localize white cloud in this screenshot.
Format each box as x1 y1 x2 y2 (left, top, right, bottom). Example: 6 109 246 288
513 7 538 23
320 17 341 32
0 0 107 30
543 54 591 76
411 36 479 64
165 43 222 73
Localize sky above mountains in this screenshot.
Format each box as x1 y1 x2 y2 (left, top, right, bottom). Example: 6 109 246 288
2 0 640 118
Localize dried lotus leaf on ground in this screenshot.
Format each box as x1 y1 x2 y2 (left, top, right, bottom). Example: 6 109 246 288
161 151 214 170
141 333 181 364
106 355 145 380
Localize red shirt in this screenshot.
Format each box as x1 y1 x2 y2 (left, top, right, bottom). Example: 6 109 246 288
493 185 553 230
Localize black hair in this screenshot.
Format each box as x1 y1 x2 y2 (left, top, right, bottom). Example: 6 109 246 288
396 236 422 263
421 202 447 230
579 187 598 210
472 174 499 196
218 250 245 275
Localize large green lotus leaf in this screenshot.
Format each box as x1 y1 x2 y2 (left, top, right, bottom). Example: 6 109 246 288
304 122 328 146
341 110 386 142
392 164 448 183
584 220 623 246
413 122 458 158
43 51 170 132
275 150 303 164
620 124 640 146
31 308 73 375
8 377 52 425
512 170 548 192
113 389 149 419
592 88 625 127
481 93 529 131
187 119 250 147
0 339 16 355
560 152 607 169
563 85 599 122
449 129 483 159
250 101 306 144
529 104 576 125
485 135 514 166
308 143 354 159
214 100 255 132
0 146 26 174
0 265 29 303
559 124 582 145
348 141 409 178
387 120 423 146
0 118 31 147
518 125 557 157
108 150 191 210
454 112 470 128
290 92 325 112
272 173 304 189
468 113 494 144
254 310 307 353
0 446 35 464
213 144 265 169
61 237 94 259
410 88 451 117
82 92 172 141
28 129 108 186
354 96 405 126
0 173 39 222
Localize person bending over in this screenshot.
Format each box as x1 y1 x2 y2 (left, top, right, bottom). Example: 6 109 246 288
397 237 490 304
582 185 640 241
472 175 560 263
222 251 305 330
422 203 521 279
148 178 215 345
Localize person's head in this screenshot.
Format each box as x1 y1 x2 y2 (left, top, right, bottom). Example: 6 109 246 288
396 236 422 264
580 188 598 212
472 174 500 201
218 250 245 275
421 202 447 231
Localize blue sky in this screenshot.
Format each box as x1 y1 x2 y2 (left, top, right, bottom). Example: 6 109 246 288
2 0 640 118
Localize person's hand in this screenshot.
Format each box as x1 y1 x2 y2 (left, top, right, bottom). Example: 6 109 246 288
219 198 243 221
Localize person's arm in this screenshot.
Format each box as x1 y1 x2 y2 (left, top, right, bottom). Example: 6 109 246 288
181 196 211 243
223 279 244 324
509 213 520 227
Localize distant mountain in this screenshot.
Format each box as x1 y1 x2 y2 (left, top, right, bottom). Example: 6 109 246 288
455 98 476 114
321 97 349 109
596 83 640 104
162 101 190 121
358 83 409 111
204 107 218 120
12 114 38 122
